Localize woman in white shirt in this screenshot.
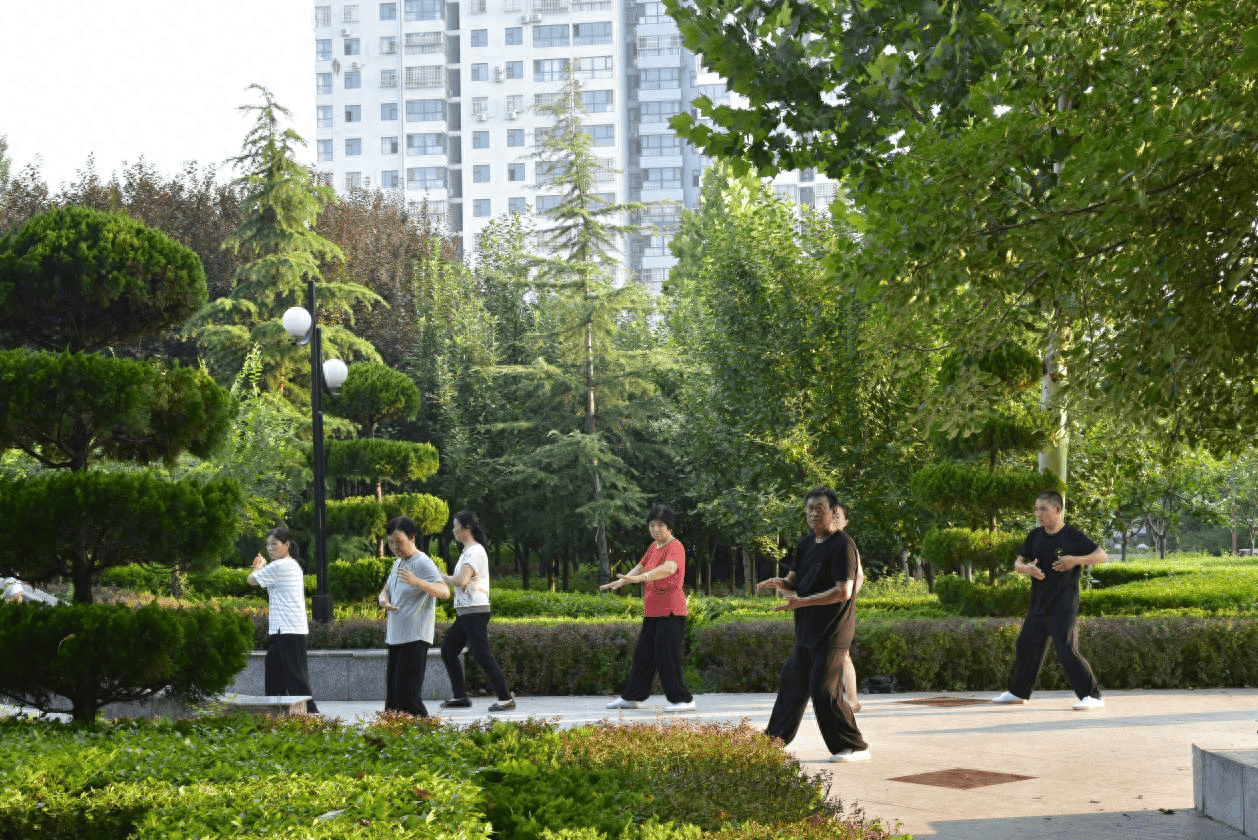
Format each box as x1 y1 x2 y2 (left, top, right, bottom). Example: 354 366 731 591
438 510 515 712
248 527 317 714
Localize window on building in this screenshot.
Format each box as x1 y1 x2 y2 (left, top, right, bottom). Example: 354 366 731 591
345 138 363 156
317 139 333 161
381 68 398 87
799 168 816 183
799 186 814 207
407 132 445 155
639 68 679 90
345 70 362 89
381 102 399 120
507 162 525 182
582 90 613 113
471 63 489 81
344 104 362 123
407 166 447 188
637 1 667 23
317 105 333 128
533 24 569 47
533 58 569 82
573 55 613 79
379 1 397 19
381 169 400 187
468 0 487 12
470 29 488 47
404 0 441 20
636 34 681 57
641 134 680 156
314 5 331 26
641 100 681 122
345 171 363 189
472 131 490 148
507 128 524 146
505 94 524 116
471 97 489 117
697 83 730 107
643 167 682 190
380 35 398 54
501 60 523 80
406 99 444 121
573 21 612 45
473 164 490 182
473 198 491 217
343 4 360 23
316 39 332 60
536 194 562 212
405 65 444 88
344 37 361 55
405 32 443 54
584 124 614 146
317 73 333 94
508 197 527 215
504 26 523 45
382 136 399 154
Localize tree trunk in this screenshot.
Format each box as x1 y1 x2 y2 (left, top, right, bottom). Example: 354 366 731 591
741 548 754 596
1038 342 1069 492
517 541 530 590
923 560 936 594
561 549 571 592
899 548 912 580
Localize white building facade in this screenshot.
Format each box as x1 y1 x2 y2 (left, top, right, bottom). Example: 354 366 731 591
312 0 836 290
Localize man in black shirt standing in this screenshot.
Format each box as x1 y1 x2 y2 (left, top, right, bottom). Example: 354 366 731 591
992 490 1108 710
757 487 869 762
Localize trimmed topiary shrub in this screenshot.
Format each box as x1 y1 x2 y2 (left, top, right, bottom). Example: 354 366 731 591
0 601 253 722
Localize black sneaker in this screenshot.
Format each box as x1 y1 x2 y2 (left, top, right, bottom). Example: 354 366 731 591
488 697 516 712
440 698 472 709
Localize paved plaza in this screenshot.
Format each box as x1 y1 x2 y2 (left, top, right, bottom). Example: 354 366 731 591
315 688 1256 839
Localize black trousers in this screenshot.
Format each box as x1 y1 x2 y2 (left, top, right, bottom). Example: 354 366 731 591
1008 611 1101 700
440 612 511 701
765 644 866 754
385 639 430 716
621 615 693 704
264 633 318 713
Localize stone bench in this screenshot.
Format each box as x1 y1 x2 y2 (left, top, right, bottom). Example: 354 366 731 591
226 648 455 701
1194 745 1258 837
218 694 313 716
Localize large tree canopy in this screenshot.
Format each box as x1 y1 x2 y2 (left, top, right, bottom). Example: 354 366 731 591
0 205 207 352
669 0 1258 452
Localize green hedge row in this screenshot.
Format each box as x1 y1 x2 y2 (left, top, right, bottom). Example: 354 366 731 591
0 714 890 840
270 615 1258 695
934 573 1258 617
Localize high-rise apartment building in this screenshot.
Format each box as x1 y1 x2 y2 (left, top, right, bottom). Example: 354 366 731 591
312 1 835 290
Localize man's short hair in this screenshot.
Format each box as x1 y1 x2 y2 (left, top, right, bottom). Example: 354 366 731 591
386 516 418 539
1036 490 1064 511
804 486 839 509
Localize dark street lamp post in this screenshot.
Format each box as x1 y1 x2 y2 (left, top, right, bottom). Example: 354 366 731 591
282 278 348 623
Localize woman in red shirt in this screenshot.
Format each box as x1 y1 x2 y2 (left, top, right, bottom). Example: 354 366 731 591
600 504 695 712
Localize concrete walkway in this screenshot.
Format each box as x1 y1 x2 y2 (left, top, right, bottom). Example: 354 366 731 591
315 688 1257 839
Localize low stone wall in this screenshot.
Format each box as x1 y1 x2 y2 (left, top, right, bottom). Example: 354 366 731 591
227 648 455 701
1194 745 1258 837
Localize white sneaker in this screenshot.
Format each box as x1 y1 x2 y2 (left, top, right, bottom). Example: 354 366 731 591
663 700 696 712
1072 696 1105 711
606 697 641 709
991 691 1025 704
830 749 872 763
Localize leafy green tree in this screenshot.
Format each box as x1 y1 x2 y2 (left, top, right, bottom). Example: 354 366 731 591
668 0 1258 457
668 166 928 584
189 85 382 395
0 206 241 602
911 343 1062 581
493 75 658 585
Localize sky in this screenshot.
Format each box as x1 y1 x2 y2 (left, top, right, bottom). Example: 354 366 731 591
4 0 314 191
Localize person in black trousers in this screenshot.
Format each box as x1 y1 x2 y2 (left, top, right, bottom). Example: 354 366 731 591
992 490 1108 710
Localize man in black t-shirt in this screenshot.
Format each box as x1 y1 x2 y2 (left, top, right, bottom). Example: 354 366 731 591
992 490 1108 710
757 487 869 762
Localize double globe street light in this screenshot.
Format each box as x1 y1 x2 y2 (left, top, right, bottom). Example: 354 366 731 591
282 278 348 623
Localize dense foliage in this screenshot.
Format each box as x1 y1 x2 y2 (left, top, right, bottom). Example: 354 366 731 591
0 601 252 722
0 715 895 839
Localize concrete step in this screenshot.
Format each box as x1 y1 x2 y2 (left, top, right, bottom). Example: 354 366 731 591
227 648 455 701
1195 745 1258 837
